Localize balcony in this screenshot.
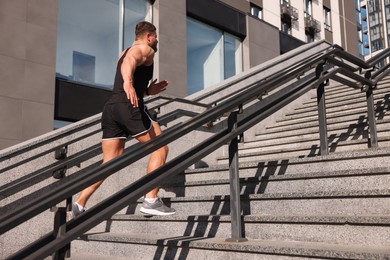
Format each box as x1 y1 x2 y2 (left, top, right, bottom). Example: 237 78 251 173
305 15 321 34
280 3 298 22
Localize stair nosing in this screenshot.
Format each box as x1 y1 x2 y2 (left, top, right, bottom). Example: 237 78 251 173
81 232 390 259
109 213 390 226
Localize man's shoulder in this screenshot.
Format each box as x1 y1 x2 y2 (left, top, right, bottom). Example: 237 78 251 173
130 43 152 54
129 44 153 59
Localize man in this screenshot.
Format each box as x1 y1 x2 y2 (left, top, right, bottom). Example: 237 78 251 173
72 21 175 217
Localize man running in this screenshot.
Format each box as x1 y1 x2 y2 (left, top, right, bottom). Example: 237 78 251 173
72 21 175 217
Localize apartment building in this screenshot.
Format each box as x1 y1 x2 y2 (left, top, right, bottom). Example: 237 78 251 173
357 0 390 61
0 0 357 149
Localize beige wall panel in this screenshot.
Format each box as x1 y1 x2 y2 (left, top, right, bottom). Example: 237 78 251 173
22 101 54 140
0 0 57 150
154 0 187 97
0 55 25 99
246 16 279 67
263 1 281 29
290 0 305 40
25 23 57 67
0 96 23 140
325 29 333 44
221 0 249 13
23 62 56 104
27 0 58 31
0 14 27 60
0 0 27 21
249 0 263 8
331 0 342 46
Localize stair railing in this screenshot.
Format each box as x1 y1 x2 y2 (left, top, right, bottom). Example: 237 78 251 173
1 44 390 259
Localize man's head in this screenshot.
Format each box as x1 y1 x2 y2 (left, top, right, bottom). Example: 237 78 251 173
135 21 158 52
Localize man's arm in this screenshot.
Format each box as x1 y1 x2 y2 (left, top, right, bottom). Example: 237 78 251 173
121 45 154 107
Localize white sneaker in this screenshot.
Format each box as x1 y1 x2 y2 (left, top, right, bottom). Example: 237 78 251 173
140 198 175 216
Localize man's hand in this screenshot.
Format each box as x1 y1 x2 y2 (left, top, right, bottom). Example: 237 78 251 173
147 79 169 95
124 84 139 108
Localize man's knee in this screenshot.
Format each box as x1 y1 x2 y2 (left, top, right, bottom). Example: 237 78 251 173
163 145 169 155
155 145 168 159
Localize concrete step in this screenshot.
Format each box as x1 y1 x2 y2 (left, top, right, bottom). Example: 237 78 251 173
281 98 389 123
254 118 389 142
325 78 390 92
71 231 390 260
160 167 390 197
90 214 390 248
249 116 388 147
292 84 389 111
217 137 390 164
264 111 388 134
292 91 389 114
324 78 390 95
237 134 390 157
241 131 374 152
191 148 390 181
273 104 390 129
301 85 390 107
67 253 129 260
122 188 390 217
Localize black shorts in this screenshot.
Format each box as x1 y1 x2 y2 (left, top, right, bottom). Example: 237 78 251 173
101 102 156 140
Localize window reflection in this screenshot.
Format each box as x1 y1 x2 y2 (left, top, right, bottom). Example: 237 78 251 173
187 18 243 95
56 0 150 89
124 0 151 48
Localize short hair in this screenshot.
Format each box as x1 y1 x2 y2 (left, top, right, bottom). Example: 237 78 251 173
135 21 156 38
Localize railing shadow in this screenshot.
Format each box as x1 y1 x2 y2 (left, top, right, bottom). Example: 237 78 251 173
328 115 369 152
376 93 390 120
0 161 100 215
152 200 228 259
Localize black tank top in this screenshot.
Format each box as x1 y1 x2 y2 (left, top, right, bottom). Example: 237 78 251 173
106 47 153 105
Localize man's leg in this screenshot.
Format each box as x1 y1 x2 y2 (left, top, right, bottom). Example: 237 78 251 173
75 138 126 208
136 121 174 215
135 121 169 198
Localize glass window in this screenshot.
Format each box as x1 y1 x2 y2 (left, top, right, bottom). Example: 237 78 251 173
187 18 223 94
361 7 367 20
224 33 242 79
124 0 152 48
324 7 331 31
56 0 150 89
305 0 312 17
250 4 263 19
186 18 242 95
281 21 292 34
306 32 314 43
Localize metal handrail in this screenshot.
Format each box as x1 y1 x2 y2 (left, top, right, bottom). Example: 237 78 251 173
1 43 331 201
0 108 200 202
2 43 335 233
0 95 207 163
191 41 333 103
2 44 390 259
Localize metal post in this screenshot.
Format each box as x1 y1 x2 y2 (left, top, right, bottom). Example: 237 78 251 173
225 111 247 242
118 0 124 54
316 63 329 155
52 207 69 260
366 86 378 148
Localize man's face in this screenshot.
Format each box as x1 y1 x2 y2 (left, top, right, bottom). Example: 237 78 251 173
148 32 158 53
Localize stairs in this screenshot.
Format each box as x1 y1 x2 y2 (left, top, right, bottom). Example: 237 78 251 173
69 79 390 259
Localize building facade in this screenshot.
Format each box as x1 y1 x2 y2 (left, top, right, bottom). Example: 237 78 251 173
357 0 390 61
0 0 357 150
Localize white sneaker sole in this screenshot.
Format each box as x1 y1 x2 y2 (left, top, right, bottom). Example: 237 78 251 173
140 207 176 216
